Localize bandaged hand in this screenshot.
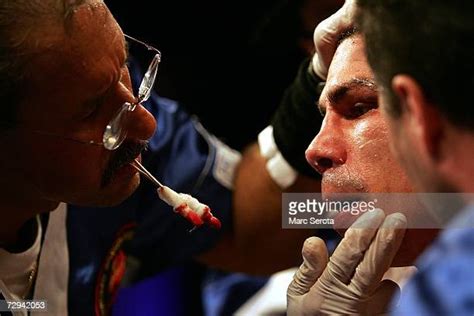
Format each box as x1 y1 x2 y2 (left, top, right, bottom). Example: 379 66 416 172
287 209 407 315
312 0 356 79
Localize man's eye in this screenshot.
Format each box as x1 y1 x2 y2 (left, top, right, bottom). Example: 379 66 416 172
347 102 377 119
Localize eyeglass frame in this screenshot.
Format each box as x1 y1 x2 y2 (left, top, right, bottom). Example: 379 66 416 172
24 34 162 151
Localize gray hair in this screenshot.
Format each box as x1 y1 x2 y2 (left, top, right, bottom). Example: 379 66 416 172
0 0 87 129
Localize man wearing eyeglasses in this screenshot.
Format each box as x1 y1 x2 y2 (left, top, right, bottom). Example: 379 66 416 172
0 0 322 315
0 1 159 314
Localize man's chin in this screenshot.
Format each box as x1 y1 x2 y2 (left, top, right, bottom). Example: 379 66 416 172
98 173 141 206
74 173 141 207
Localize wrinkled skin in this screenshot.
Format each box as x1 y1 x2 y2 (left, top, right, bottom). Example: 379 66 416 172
305 34 438 266
0 0 156 213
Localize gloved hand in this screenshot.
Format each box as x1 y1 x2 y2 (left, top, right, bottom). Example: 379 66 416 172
312 0 356 79
287 209 407 315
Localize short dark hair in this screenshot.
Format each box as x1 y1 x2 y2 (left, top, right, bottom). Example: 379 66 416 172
0 0 86 130
356 0 474 130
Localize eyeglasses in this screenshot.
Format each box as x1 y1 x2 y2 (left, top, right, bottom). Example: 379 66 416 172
25 34 161 150
103 34 161 150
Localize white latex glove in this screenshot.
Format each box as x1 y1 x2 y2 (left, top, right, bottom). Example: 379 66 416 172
312 0 356 79
287 209 407 315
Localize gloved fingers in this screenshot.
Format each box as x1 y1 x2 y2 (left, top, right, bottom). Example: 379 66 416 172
311 53 327 80
351 213 407 295
287 237 328 297
364 279 401 314
327 209 385 284
312 0 356 79
382 266 418 289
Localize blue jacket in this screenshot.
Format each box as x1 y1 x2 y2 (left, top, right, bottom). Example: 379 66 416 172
393 204 474 315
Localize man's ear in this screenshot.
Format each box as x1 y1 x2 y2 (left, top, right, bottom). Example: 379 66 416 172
391 75 443 162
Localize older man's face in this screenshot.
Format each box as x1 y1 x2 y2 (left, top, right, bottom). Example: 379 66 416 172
0 1 156 207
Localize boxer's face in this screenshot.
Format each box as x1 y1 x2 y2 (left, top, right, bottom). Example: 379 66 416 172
306 34 412 195
306 34 438 266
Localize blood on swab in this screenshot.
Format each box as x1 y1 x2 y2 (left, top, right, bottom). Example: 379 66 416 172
131 159 221 230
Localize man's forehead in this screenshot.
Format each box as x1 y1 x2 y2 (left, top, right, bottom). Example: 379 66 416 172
60 1 126 84
320 35 375 104
328 34 368 79
68 2 125 54
18 0 126 119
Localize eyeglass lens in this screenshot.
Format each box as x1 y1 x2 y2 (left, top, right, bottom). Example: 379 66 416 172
138 54 161 102
102 50 160 150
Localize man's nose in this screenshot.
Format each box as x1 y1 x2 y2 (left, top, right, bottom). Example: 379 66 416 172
305 117 347 174
126 103 157 141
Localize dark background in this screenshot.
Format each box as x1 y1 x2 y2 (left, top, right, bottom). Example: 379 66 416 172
106 0 342 150
105 2 342 314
